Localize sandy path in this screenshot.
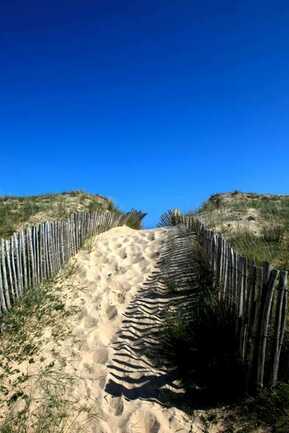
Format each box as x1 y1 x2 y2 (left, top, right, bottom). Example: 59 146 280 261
0 225 271 433
56 225 192 433
56 226 171 433
105 230 198 407
0 226 194 433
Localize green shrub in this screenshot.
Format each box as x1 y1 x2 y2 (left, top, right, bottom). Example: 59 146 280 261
88 201 101 212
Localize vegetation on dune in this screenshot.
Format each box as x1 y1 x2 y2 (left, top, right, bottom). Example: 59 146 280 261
0 259 101 433
0 364 102 433
0 190 143 238
0 260 79 367
0 200 41 239
183 383 289 433
229 226 289 269
239 384 289 433
0 200 145 431
0 191 108 239
191 194 289 381
162 243 246 406
161 240 289 432
194 191 289 270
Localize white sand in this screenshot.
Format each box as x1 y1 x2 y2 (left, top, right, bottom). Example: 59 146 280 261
1 225 269 433
57 226 192 432
1 226 194 433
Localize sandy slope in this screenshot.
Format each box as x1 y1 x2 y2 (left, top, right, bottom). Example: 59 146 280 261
62 226 192 433
0 225 271 433
0 226 194 433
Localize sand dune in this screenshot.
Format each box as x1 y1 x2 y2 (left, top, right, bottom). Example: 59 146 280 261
2 225 267 433
55 225 192 432
0 225 198 433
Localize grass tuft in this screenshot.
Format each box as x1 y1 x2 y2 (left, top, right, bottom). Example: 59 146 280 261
0 366 101 433
0 191 124 239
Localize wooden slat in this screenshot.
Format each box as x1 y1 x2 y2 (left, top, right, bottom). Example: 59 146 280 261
6 239 16 303
0 249 8 314
1 239 11 310
12 233 20 298
271 271 288 386
29 227 36 288
256 266 278 388
21 231 28 291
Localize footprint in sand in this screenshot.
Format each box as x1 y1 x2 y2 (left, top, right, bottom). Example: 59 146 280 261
117 289 126 304
79 268 87 279
98 374 107 389
94 347 109 364
140 232 154 242
93 294 101 303
108 396 124 416
127 410 160 433
106 305 118 320
83 362 95 375
84 315 98 328
114 263 120 273
148 251 160 260
118 265 128 274
147 232 156 241
78 307 87 320
119 249 128 260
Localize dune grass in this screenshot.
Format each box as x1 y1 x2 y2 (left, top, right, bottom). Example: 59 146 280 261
161 240 289 432
235 384 289 433
0 258 96 433
0 365 102 433
0 191 144 239
0 191 111 239
229 225 289 269
0 260 78 368
194 193 289 271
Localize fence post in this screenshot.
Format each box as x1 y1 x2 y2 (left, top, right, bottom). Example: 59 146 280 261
256 265 278 389
271 270 288 386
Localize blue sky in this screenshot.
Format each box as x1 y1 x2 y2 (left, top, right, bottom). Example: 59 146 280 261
1 1 289 227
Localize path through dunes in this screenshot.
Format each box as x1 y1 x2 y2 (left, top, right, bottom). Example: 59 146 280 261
105 229 199 406
0 225 198 433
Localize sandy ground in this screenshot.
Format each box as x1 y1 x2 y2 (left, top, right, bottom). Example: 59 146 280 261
0 226 195 433
0 225 272 433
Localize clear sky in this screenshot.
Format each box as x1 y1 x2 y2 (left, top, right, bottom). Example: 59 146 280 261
1 1 289 227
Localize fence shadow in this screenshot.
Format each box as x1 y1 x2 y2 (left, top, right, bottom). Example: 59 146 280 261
105 230 205 411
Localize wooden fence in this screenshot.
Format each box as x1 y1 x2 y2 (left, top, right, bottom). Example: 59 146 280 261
0 209 145 316
162 210 288 391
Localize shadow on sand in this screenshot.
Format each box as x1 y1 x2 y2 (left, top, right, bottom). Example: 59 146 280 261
105 229 209 412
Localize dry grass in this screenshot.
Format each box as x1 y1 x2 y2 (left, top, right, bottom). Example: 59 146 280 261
194 192 289 270
0 191 111 239
0 365 102 433
0 258 82 431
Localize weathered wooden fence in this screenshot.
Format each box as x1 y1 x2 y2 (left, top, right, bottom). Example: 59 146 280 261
161 210 288 391
0 209 145 316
